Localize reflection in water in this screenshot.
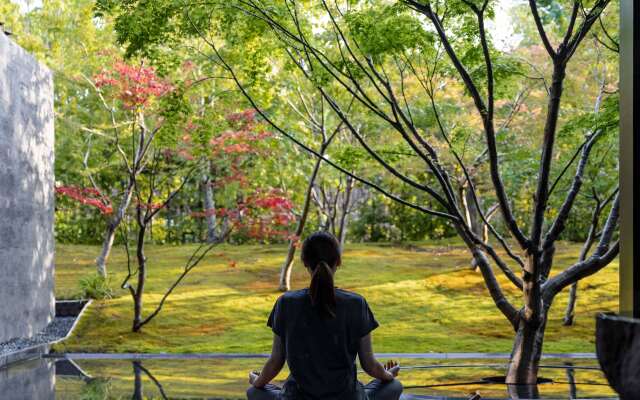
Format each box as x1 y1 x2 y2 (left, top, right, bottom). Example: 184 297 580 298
0 358 54 400
506 382 540 399
566 362 577 399
0 358 620 399
131 361 168 400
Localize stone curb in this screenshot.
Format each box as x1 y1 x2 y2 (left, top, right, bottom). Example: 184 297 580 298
0 300 92 369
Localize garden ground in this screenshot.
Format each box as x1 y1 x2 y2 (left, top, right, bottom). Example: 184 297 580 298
54 241 618 354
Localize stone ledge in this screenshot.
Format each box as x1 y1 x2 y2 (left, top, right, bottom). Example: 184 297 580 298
46 352 597 360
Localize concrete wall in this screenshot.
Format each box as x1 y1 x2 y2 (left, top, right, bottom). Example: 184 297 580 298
0 33 55 343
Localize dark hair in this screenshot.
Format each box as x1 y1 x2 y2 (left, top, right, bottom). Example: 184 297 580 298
301 231 341 318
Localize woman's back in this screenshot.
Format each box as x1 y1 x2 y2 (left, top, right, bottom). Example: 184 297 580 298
269 288 378 399
247 232 401 400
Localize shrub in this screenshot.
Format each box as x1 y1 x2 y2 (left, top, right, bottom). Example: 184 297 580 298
79 274 114 300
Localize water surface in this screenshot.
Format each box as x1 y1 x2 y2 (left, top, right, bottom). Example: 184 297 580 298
1 357 617 399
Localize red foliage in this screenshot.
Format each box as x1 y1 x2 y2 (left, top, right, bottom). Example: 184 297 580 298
137 202 165 211
235 189 297 241
55 186 113 215
211 163 248 189
210 129 273 157
162 110 271 168
94 61 173 109
162 109 285 241
191 188 296 241
211 109 272 155
226 109 257 124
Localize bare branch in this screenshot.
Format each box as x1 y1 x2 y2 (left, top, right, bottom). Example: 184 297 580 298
183 19 459 221
544 129 603 247
138 229 229 328
82 135 108 205
561 2 580 48
528 0 557 58
481 244 524 290
406 0 528 248
543 193 619 298
472 248 520 330
562 0 611 61
595 14 619 52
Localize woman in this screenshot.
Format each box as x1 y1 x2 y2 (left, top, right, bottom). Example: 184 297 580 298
247 231 403 400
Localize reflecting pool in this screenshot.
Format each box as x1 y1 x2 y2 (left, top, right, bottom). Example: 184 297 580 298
0 357 617 399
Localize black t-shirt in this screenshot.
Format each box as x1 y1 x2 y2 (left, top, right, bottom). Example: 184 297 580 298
267 288 379 400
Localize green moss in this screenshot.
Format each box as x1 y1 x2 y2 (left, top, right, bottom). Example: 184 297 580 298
54 242 618 354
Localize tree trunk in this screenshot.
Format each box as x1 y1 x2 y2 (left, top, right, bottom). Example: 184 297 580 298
337 211 349 249
563 282 578 326
460 185 484 270
464 185 483 240
132 216 147 332
506 314 547 385
96 224 117 278
201 164 218 243
279 155 323 291
337 176 354 248
96 182 134 278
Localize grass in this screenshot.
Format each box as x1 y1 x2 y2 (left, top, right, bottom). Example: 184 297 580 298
54 240 618 354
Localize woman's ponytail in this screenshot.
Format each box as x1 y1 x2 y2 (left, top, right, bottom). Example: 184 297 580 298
301 231 341 319
309 261 336 318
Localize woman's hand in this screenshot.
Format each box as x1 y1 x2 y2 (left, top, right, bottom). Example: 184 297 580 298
384 360 400 377
249 370 261 386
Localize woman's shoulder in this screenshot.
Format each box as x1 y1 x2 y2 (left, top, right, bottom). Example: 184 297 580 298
335 288 367 304
278 288 309 303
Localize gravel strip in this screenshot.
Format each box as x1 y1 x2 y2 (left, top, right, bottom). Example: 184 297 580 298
0 317 75 356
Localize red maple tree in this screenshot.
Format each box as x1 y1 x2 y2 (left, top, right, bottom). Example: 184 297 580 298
94 61 173 109
55 186 113 215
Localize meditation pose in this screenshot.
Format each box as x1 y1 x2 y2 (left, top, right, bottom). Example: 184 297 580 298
247 231 403 400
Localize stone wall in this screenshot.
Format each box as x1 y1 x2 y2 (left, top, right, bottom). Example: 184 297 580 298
0 33 55 343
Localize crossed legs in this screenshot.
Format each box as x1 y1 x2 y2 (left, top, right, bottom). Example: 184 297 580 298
247 379 402 400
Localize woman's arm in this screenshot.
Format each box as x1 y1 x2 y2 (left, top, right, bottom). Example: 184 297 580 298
249 334 286 388
358 334 400 382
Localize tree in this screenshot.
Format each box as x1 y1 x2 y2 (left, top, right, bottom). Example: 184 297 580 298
556 26 619 327
186 108 296 243
277 89 347 291
312 173 364 247
85 60 174 277
122 151 294 332
120 151 226 332
53 60 176 276
99 0 620 389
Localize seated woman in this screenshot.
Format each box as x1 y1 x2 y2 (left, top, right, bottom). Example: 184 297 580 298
247 231 403 400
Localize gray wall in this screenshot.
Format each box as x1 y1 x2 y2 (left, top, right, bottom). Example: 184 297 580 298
0 33 55 343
